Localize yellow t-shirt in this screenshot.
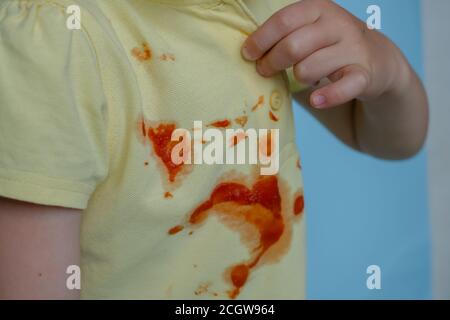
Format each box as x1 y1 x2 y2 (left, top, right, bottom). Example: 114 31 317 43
0 0 306 299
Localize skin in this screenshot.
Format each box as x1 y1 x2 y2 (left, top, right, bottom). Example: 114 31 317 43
0 197 81 300
242 0 429 160
0 0 428 299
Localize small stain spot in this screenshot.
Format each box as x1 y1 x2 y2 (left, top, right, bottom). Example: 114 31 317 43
164 191 173 199
294 194 304 216
38 273 42 277
194 282 211 296
208 119 231 128
234 115 248 127
144 161 149 166
159 53 176 61
229 264 249 299
141 121 147 137
252 95 265 112
132 42 152 62
269 111 279 122
168 225 184 235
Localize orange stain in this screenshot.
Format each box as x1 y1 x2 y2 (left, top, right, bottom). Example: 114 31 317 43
294 194 304 216
252 95 265 112
141 121 147 137
259 131 273 157
168 225 184 235
229 264 250 299
138 116 193 189
234 115 248 127
176 175 285 299
269 111 279 122
208 119 231 128
148 123 185 183
230 132 248 147
132 42 152 62
164 191 173 199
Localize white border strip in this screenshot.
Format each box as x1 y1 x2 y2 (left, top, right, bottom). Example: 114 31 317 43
422 0 450 299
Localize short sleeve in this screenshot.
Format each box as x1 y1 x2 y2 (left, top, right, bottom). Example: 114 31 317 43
0 0 109 209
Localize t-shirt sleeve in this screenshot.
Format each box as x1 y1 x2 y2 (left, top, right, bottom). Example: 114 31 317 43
0 0 109 209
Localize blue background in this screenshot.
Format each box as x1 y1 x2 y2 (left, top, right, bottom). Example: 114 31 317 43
293 0 431 299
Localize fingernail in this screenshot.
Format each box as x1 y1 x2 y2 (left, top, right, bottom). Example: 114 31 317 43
312 95 327 107
241 45 254 61
256 60 268 77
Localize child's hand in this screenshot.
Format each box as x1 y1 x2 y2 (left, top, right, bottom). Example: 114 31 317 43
242 0 408 109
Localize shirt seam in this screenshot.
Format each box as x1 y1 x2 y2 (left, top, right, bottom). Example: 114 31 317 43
0 166 95 195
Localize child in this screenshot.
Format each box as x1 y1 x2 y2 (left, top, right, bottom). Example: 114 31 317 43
0 0 428 299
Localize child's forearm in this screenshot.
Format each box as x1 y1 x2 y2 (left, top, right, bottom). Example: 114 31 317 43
294 61 428 160
0 198 81 300
354 52 429 160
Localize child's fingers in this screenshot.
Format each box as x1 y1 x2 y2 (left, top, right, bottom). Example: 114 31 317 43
242 1 321 61
293 44 352 85
256 21 338 77
310 65 369 109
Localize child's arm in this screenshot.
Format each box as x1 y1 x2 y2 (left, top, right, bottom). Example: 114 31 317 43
242 0 428 160
0 198 81 299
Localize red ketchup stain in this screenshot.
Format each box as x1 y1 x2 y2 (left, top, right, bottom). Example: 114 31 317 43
138 117 190 184
132 42 152 62
147 123 184 183
168 225 184 235
174 175 285 299
269 111 279 122
208 119 231 128
293 194 304 216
